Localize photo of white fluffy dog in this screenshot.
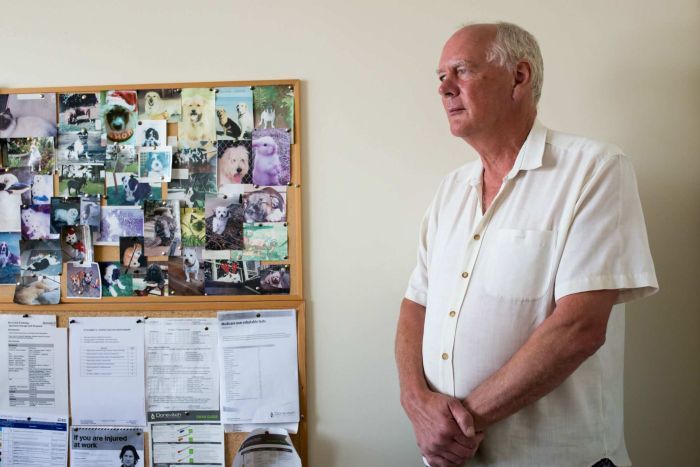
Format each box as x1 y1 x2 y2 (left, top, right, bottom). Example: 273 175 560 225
139 90 182 121
218 142 251 187
179 88 215 145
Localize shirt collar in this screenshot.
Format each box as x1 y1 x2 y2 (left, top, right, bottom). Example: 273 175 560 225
464 119 547 187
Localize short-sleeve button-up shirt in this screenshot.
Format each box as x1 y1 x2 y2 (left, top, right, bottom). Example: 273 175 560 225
406 121 658 467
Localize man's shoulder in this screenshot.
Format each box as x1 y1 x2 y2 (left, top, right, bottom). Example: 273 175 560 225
546 127 625 164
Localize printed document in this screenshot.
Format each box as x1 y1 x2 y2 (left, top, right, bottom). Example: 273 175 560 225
70 426 143 467
150 422 224 466
0 415 68 467
69 317 146 426
217 310 299 425
145 318 220 421
0 314 68 417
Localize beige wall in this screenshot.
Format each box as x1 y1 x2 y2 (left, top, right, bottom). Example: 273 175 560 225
2 0 698 465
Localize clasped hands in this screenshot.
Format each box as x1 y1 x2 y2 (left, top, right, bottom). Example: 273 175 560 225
403 389 484 467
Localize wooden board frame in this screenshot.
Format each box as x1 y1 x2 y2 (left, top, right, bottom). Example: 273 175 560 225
0 81 307 466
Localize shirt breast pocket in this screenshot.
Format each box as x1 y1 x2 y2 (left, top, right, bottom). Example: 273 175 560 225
483 228 555 300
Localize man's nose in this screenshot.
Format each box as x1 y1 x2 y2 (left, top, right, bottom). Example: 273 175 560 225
439 76 457 97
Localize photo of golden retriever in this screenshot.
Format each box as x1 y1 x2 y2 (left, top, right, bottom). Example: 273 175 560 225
138 89 182 122
218 141 252 187
179 88 215 145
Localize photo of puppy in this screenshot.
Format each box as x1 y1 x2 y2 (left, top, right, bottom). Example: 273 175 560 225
0 232 21 284
99 262 132 297
66 262 101 299
20 239 62 277
243 222 288 261
138 89 181 122
253 85 295 142
21 204 54 240
135 120 167 147
243 187 287 223
138 147 172 182
178 88 216 146
95 206 144 245
120 236 147 273
217 141 252 188
101 90 138 144
31 174 53 205
0 93 57 138
180 207 206 247
13 275 60 305
205 195 244 250
216 87 254 141
3 137 55 174
251 129 291 186
58 93 100 131
168 246 204 296
144 200 182 257
49 196 81 234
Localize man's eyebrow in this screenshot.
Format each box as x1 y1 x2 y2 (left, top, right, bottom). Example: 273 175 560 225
435 59 475 75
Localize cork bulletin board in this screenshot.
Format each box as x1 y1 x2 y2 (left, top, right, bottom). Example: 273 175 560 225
0 80 306 465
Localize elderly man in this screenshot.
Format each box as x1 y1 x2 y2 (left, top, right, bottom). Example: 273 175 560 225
395 23 658 467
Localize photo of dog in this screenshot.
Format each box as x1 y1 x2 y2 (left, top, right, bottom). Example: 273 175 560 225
58 93 100 132
61 225 93 263
80 196 101 231
168 246 204 296
253 85 295 142
57 129 104 163
178 88 216 146
243 186 287 223
3 137 55 174
99 262 133 297
31 174 53 205
138 147 172 182
49 196 81 235
13 275 60 305
251 128 291 186
181 207 206 247
218 141 252 188
138 89 181 122
19 239 62 277
101 90 138 144
243 222 288 261
105 172 159 206
215 87 254 141
95 206 144 245
57 163 104 197
0 93 57 138
132 261 168 297
120 236 147 274
3 167 33 208
66 262 102 299
135 120 167 147
0 171 29 232
205 195 244 250
258 264 291 293
144 200 182 257
203 259 265 296
105 144 138 173
0 232 21 284
21 204 54 240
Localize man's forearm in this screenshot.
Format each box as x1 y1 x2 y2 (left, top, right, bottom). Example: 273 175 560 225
464 290 618 431
395 298 429 401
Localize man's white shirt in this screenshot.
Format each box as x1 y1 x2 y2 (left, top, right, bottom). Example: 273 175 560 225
406 121 658 466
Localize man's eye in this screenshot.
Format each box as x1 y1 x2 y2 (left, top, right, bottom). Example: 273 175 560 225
438 75 446 82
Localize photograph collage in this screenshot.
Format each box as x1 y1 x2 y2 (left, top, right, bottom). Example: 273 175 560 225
0 84 295 305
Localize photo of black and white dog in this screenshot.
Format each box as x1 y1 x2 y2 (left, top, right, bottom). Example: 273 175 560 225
100 262 130 297
136 120 167 147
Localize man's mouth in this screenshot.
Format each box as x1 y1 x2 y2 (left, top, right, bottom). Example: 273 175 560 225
447 107 465 115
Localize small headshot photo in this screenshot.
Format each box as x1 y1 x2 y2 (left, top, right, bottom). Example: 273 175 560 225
58 92 100 132
135 120 167 148
0 93 57 138
138 89 181 122
3 137 56 174
251 128 291 186
216 87 254 141
119 444 140 467
218 140 252 188
243 186 287 223
138 147 172 182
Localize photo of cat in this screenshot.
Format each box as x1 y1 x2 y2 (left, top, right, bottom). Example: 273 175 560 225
0 94 57 138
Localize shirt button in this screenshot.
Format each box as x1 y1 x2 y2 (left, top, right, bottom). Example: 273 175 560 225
473 234 481 240
441 353 449 360
449 310 456 317
461 271 469 278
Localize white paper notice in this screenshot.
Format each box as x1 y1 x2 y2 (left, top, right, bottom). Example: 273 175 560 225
232 428 301 467
150 422 224 466
0 315 68 418
70 426 143 467
217 310 299 425
0 415 68 467
69 317 146 426
145 318 220 422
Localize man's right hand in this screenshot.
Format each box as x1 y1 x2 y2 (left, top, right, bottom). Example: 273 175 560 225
401 388 484 466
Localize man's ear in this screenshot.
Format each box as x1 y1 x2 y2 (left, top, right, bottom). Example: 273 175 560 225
512 60 533 101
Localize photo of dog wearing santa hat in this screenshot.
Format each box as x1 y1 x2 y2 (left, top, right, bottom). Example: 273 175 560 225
101 90 138 145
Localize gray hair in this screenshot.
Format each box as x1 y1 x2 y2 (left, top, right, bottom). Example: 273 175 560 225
484 22 544 104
